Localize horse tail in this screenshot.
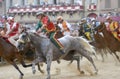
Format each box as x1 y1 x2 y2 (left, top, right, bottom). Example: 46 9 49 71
75 36 96 56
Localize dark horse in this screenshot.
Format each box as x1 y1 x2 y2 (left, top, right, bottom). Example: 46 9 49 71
0 36 43 79
95 22 120 62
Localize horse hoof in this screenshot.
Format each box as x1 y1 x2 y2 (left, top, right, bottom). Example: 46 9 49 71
56 68 61 74
19 76 23 79
80 70 84 74
40 63 43 66
33 69 36 74
41 70 45 74
94 71 98 75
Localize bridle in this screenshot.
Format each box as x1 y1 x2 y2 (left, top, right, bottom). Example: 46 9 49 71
98 23 105 32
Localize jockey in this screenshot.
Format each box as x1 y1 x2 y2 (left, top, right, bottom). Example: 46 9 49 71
81 18 92 40
0 15 8 36
106 16 120 41
91 18 96 27
36 12 65 54
57 16 72 36
5 16 20 47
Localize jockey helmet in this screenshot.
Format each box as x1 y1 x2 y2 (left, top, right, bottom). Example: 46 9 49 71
81 18 86 21
91 18 96 21
57 16 63 20
36 12 44 17
81 18 87 23
7 16 14 22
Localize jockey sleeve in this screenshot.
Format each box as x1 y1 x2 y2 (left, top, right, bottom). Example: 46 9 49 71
36 21 42 31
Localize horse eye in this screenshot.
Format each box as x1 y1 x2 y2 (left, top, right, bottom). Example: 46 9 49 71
22 35 26 38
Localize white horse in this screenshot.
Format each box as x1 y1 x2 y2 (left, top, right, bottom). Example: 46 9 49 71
16 32 98 79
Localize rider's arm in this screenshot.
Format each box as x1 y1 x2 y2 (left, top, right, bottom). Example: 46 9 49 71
37 25 45 33
36 21 42 31
113 22 119 32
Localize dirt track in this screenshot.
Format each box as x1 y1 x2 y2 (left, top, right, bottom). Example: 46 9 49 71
0 54 120 79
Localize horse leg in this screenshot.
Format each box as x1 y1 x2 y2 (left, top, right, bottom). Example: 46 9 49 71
46 51 53 79
79 49 98 74
57 60 61 64
37 63 44 74
68 55 84 74
100 49 105 62
32 56 42 74
68 58 74 65
108 50 119 64
9 61 24 79
75 56 84 74
113 52 120 62
20 60 32 67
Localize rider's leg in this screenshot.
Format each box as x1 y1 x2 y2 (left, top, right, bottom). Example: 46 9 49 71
8 34 19 47
85 32 91 40
49 32 64 54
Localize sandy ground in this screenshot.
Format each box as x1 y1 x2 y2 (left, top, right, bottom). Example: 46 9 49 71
0 54 120 79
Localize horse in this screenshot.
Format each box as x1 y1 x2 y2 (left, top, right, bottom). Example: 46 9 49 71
16 31 98 79
0 36 44 79
79 21 107 61
95 22 120 62
90 31 108 61
88 22 109 62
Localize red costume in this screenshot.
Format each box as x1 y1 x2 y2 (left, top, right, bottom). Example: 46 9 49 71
9 22 20 37
41 16 56 32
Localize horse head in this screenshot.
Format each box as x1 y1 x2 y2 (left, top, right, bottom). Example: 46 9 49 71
16 31 31 51
94 22 106 33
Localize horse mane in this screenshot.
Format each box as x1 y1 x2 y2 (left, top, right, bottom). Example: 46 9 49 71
29 32 48 39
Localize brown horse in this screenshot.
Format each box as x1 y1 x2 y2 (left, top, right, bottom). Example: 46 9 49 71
78 23 108 61
95 22 120 62
0 36 43 79
90 23 110 61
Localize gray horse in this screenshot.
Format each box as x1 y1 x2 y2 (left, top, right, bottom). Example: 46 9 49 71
16 32 98 79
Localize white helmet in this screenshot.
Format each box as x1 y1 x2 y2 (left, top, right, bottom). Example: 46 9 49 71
81 18 86 21
91 18 95 21
7 17 14 22
57 16 63 20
